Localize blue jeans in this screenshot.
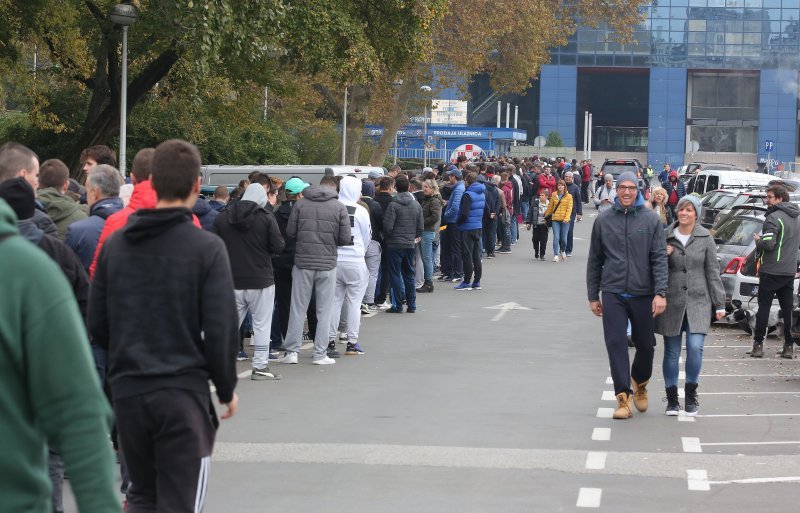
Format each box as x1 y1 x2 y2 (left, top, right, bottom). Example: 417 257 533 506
520 200 530 222
420 231 436 281
662 317 705 388
510 212 518 242
388 247 416 310
551 221 569 255
565 216 576 254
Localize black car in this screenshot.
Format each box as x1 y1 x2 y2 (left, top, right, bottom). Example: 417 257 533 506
596 159 649 197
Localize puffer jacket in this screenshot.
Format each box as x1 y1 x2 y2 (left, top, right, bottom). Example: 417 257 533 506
442 181 464 224
37 187 88 240
587 193 668 301
757 201 800 276
457 182 486 231
383 191 423 248
545 191 573 223
421 193 443 232
286 185 351 271
192 196 219 231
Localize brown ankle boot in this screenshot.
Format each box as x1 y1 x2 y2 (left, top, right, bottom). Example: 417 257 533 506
613 392 633 419
631 377 649 412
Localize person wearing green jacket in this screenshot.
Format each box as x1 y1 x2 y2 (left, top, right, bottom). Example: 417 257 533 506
37 158 88 240
0 198 119 513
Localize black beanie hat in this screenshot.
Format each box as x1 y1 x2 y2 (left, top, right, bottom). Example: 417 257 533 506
0 177 36 220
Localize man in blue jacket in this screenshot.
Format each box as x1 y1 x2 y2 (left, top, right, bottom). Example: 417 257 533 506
441 168 465 282
455 171 485 290
587 171 668 420
65 164 124 272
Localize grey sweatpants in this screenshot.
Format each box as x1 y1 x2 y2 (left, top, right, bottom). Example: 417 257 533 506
363 240 382 304
284 266 336 360
234 286 275 370
329 260 369 344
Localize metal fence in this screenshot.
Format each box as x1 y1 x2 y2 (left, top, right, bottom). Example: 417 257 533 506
389 148 451 162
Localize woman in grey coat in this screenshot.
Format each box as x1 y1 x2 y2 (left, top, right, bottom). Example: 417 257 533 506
656 195 725 417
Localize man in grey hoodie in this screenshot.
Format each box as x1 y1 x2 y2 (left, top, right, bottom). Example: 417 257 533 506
750 183 800 359
278 179 351 365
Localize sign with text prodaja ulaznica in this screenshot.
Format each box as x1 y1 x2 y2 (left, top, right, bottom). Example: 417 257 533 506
450 144 485 163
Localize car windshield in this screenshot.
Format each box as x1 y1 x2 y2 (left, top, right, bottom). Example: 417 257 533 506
714 217 763 247
709 194 737 209
701 192 723 206
602 164 637 176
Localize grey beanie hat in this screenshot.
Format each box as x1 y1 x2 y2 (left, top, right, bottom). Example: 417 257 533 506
616 171 638 187
676 194 702 220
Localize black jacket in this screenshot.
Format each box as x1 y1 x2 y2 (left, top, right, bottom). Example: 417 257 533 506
89 207 239 404
361 195 384 243
17 218 89 320
383 192 423 248
273 200 297 269
193 196 219 231
483 182 501 218
212 200 285 289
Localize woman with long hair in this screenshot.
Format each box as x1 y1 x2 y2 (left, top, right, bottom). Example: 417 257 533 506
650 187 672 227
525 190 550 260
544 180 573 262
417 178 443 293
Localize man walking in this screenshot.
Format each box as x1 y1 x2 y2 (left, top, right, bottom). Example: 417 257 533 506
587 172 668 419
594 174 616 213
750 183 800 359
278 177 351 365
89 139 239 511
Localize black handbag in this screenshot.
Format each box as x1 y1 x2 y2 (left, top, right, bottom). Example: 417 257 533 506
544 196 564 227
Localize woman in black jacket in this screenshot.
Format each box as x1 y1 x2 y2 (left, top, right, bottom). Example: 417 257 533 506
417 178 443 293
525 190 550 260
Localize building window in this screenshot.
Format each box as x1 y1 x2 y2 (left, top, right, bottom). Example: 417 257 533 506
687 72 759 153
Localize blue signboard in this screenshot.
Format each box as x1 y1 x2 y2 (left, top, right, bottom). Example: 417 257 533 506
765 140 774 152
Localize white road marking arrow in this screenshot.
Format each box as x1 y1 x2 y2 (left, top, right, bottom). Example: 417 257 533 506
485 302 532 322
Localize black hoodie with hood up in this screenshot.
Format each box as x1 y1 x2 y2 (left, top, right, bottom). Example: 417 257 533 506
212 197 285 289
88 207 239 404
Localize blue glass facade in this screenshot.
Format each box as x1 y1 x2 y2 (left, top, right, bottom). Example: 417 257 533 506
528 0 799 166
539 65 578 147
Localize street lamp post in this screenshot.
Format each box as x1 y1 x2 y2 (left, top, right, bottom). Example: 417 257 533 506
110 4 138 174
420 85 432 168
341 86 348 165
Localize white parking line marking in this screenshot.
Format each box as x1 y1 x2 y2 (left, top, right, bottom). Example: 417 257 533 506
709 476 800 485
682 437 702 453
678 412 696 422
605 376 613 385
596 408 614 418
698 413 800 418
576 488 602 508
704 345 751 348
601 390 616 401
591 428 611 441
585 452 607 470
702 441 800 446
701 391 800 395
679 356 683 364
699 374 800 377
678 388 685 398
237 370 251 379
679 371 686 380
703 358 800 362
688 469 710 491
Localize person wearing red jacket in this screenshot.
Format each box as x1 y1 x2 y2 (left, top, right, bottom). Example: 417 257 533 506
581 160 592 204
538 166 557 197
89 148 199 278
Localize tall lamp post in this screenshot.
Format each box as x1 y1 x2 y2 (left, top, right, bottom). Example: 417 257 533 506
341 86 348 165
420 85 432 168
110 4 138 174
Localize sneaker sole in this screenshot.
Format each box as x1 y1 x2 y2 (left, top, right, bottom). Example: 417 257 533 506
345 351 365 355
685 410 698 417
312 360 336 365
251 373 282 381
664 410 679 417
455 287 472 291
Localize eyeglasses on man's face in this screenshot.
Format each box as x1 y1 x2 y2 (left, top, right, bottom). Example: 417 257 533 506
617 185 638 192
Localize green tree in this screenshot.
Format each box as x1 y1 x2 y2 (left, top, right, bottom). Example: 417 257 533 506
546 131 565 148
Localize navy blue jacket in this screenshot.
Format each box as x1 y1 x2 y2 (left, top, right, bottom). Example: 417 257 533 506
193 196 220 231
457 182 486 231
483 182 501 218
65 196 125 272
566 182 583 218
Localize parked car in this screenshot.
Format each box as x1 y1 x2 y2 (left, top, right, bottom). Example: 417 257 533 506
686 170 773 195
710 191 800 231
702 189 767 228
720 245 800 310
712 208 766 273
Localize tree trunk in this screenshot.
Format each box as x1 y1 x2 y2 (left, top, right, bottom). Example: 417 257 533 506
344 84 371 165
67 49 180 180
368 73 419 165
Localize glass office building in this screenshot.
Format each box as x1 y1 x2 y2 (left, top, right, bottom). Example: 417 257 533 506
470 0 800 168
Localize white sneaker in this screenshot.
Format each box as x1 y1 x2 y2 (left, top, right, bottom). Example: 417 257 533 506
312 356 336 365
560 251 567 261
553 255 560 262
339 332 348 341
278 352 298 364
377 302 392 310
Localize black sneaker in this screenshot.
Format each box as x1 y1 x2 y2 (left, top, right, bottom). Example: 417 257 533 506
664 386 680 416
684 383 699 416
326 341 341 358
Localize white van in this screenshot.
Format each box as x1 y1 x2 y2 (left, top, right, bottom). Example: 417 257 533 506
200 165 386 193
687 170 774 195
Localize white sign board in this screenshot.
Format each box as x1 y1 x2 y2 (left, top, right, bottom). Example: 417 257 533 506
431 99 468 125
450 144 484 163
